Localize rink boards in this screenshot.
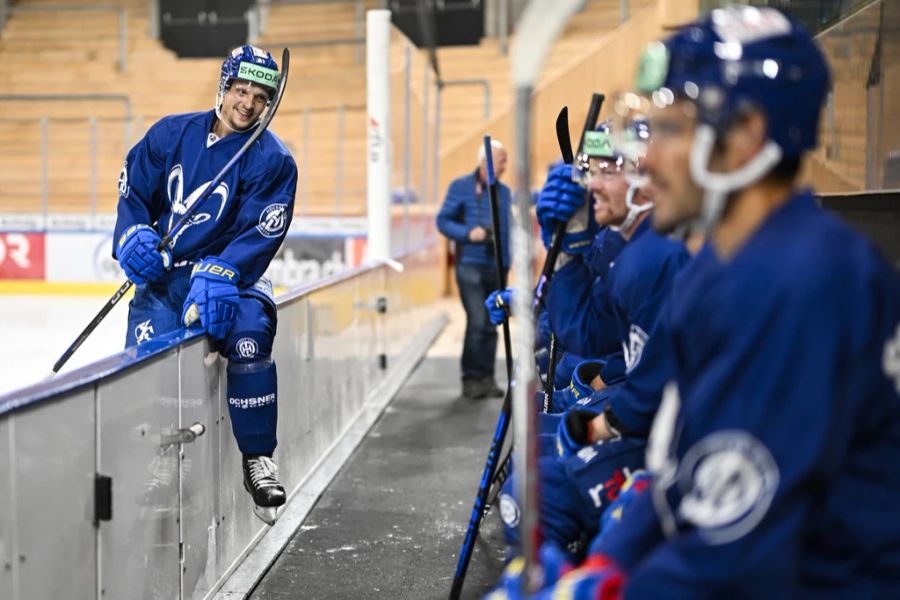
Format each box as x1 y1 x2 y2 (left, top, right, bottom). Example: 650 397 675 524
0 241 443 600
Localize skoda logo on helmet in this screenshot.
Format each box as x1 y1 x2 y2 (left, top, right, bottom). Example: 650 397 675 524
237 61 279 91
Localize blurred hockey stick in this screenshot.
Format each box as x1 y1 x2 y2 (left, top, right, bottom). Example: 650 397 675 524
449 2 586 596
449 135 514 599
49 48 291 376
508 1 586 592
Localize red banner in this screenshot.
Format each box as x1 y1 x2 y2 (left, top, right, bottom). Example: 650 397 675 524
0 232 45 279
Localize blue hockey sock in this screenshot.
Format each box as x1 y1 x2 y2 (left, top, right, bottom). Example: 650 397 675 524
226 358 278 455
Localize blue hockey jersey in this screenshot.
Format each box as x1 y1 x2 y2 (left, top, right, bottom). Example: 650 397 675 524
545 217 689 379
585 227 626 280
113 110 298 288
598 191 900 597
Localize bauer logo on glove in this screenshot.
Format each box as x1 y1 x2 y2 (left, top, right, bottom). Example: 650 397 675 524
183 257 241 339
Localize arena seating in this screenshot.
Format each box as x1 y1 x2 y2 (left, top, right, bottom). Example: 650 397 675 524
0 0 661 218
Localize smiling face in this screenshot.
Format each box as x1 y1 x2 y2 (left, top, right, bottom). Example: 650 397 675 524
643 99 704 234
217 79 271 133
587 158 629 227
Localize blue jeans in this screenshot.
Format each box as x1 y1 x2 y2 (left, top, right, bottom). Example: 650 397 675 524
455 262 503 380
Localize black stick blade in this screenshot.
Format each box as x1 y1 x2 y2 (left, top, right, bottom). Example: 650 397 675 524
555 106 573 164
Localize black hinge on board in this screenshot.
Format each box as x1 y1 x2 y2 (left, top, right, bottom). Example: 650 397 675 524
379 354 388 370
94 474 113 525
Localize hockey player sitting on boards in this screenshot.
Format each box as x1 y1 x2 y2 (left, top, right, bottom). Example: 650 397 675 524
112 45 298 526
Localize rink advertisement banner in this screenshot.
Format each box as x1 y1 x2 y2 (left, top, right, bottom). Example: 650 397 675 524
3 213 433 285
265 234 365 288
35 231 365 288
45 231 124 283
0 232 45 279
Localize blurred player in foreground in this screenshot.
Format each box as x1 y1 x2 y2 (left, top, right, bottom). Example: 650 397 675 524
113 45 298 525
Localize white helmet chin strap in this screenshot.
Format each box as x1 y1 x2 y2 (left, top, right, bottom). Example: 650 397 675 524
689 123 783 231
611 184 654 233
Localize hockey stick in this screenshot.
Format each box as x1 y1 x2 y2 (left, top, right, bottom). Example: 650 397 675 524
538 93 604 410
449 136 514 600
508 2 595 587
533 94 604 317
531 106 573 320
484 445 513 514
50 48 291 376
486 139 514 389
450 0 584 590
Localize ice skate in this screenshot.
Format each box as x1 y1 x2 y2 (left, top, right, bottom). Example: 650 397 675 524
243 455 286 525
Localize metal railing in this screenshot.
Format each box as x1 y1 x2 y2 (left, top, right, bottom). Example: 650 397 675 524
0 23 441 257
0 4 129 71
0 95 132 220
440 78 491 120
253 0 369 63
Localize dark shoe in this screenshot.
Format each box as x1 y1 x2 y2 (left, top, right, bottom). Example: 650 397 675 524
243 455 286 525
462 378 488 400
480 377 505 398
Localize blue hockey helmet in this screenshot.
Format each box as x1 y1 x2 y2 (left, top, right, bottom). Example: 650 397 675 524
218 45 280 101
582 120 617 159
634 5 830 222
576 120 621 186
639 6 829 159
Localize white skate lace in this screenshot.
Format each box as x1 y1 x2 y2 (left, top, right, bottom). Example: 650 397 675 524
248 456 280 489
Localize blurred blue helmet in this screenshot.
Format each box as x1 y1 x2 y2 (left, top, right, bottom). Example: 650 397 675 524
634 5 830 227
576 120 620 186
638 5 830 159
218 45 279 100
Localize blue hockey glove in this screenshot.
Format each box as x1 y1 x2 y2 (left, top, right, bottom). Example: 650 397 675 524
485 287 514 325
536 163 596 254
569 358 606 402
117 224 171 285
537 163 585 230
556 409 599 458
182 257 240 340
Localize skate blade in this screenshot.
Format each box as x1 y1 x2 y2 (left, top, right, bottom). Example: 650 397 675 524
253 505 278 526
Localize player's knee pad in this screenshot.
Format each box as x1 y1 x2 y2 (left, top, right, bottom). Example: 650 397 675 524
226 358 278 455
221 295 275 363
223 330 273 364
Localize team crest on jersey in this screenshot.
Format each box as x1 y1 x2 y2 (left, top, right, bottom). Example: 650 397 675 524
623 323 649 373
257 203 287 238
166 163 230 219
677 431 779 545
883 323 900 393
236 337 259 359
135 319 154 344
498 493 520 527
118 161 129 198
